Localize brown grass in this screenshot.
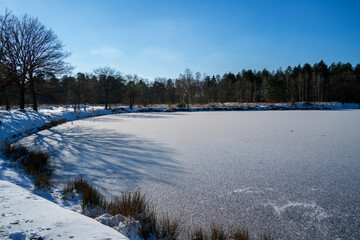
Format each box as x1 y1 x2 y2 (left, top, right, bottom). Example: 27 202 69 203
42 119 66 129
156 214 182 240
105 189 182 239
191 228 206 240
63 178 273 240
189 225 271 240
232 229 250 240
210 225 227 240
105 188 149 217
63 177 103 209
261 234 274 240
63 181 182 239
5 144 52 188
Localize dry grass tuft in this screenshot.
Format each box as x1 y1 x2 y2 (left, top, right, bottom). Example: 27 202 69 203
189 225 271 240
261 234 274 240
63 178 272 240
191 228 205 240
5 144 52 188
106 188 149 217
232 229 249 240
64 177 103 209
64 183 182 239
43 119 66 129
210 225 227 240
156 214 182 240
105 189 182 239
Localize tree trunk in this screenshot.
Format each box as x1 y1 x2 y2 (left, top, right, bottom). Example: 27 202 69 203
30 78 38 111
305 74 308 102
286 75 289 102
19 88 25 109
105 87 108 110
17 76 26 109
253 83 257 102
4 90 10 111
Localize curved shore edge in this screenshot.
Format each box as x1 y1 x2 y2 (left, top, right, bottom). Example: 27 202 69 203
1 102 359 150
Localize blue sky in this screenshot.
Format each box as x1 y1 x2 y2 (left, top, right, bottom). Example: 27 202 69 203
1 0 360 80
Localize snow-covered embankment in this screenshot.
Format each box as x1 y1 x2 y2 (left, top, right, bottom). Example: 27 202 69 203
0 106 130 239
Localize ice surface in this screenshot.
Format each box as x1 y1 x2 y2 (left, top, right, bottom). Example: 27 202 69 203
17 110 360 239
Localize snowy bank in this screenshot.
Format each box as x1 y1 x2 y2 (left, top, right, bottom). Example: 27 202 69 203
0 151 128 239
137 102 360 112
0 105 133 150
0 105 133 239
0 179 127 240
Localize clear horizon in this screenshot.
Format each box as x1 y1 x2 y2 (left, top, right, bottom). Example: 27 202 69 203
1 0 360 80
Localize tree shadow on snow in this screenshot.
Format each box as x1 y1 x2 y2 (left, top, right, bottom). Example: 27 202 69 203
21 124 185 196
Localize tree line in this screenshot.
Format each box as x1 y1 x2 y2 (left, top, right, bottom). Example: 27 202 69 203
1 11 359 111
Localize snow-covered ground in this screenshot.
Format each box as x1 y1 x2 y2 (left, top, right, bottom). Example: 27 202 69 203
0 180 126 240
0 106 130 239
0 103 359 240
0 105 129 150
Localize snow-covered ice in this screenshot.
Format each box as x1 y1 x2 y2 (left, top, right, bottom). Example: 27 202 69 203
17 109 360 239
1 104 360 239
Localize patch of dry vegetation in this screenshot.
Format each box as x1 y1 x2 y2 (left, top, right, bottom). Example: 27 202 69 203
5 144 52 187
63 177 103 209
64 178 182 239
42 119 66 129
190 226 273 240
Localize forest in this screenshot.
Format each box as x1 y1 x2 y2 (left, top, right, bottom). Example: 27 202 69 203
1 11 360 111
2 63 360 110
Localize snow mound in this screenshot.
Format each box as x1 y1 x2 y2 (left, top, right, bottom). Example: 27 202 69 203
0 180 127 240
96 214 142 240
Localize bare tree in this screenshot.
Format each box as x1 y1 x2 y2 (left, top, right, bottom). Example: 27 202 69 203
0 66 12 110
0 11 71 110
0 19 10 110
125 74 140 109
93 66 120 109
0 11 22 109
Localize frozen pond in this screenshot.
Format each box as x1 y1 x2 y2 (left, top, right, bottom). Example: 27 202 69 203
19 111 360 239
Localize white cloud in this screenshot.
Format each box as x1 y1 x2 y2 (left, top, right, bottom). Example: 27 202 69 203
90 47 122 58
139 46 184 63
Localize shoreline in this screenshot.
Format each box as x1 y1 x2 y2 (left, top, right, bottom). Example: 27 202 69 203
1 102 359 149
